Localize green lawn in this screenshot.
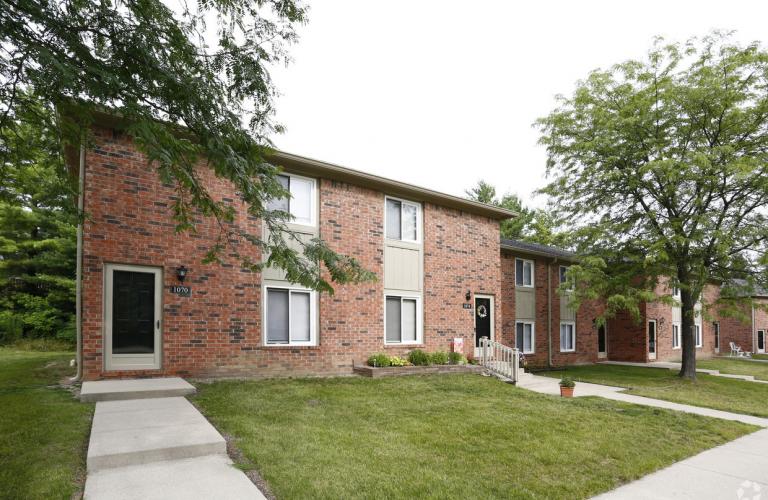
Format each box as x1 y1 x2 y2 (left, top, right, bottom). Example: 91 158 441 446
540 364 768 418
0 349 93 500
752 354 768 361
192 374 753 499
697 358 768 380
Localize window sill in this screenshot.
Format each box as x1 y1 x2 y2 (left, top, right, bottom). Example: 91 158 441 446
258 344 320 350
516 285 535 289
559 350 576 353
383 343 425 349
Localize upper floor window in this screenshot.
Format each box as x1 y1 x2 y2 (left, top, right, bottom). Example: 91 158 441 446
515 258 534 287
385 197 420 242
267 173 316 226
559 265 573 291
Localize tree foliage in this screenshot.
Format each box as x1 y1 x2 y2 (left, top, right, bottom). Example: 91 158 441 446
465 180 566 246
537 33 768 378
1 0 374 293
0 107 77 342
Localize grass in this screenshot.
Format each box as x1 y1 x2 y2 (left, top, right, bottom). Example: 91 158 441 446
752 354 768 361
540 364 768 418
192 374 753 499
697 358 768 381
0 348 93 500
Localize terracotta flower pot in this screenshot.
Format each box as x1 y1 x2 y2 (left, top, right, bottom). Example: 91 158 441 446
560 385 575 398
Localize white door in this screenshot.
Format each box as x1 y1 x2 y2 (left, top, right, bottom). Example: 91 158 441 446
648 320 657 361
104 264 163 371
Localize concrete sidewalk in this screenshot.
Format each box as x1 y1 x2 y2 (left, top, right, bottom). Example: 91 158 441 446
593 429 768 499
516 372 768 427
82 378 265 500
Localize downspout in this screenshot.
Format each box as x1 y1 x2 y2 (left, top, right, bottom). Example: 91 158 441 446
547 260 553 369
74 141 85 381
753 303 757 354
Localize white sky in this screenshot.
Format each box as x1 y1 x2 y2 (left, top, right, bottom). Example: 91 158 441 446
270 0 768 208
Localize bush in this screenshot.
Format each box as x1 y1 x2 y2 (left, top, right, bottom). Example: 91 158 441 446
389 356 408 367
367 353 391 367
407 349 430 366
430 351 449 365
559 375 576 388
448 351 467 365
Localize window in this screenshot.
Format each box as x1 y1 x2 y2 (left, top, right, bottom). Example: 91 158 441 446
385 197 420 242
559 265 573 290
515 322 535 353
515 259 534 287
713 322 720 350
672 287 681 298
694 324 702 347
385 295 421 344
266 173 316 226
265 287 316 345
672 323 680 349
560 322 576 352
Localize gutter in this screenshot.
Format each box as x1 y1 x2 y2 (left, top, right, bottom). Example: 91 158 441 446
74 141 85 381
547 260 554 369
753 304 757 353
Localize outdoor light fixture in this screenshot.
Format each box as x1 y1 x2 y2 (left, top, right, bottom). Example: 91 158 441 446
176 265 188 283
465 290 472 302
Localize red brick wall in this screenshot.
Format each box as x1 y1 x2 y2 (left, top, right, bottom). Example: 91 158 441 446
423 205 501 359
81 127 501 379
499 250 599 368
606 311 647 362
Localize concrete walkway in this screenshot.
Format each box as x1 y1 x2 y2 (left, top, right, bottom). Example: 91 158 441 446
593 429 768 499
516 372 768 427
515 373 768 498
82 378 265 500
599 360 768 384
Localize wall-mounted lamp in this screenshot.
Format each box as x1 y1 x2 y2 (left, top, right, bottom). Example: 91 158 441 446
465 290 472 302
176 265 188 283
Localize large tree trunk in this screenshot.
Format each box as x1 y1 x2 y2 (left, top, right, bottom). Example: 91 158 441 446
678 287 698 380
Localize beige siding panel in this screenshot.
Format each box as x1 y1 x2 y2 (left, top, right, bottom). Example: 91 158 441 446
672 306 682 323
560 293 576 321
262 229 316 282
515 288 535 320
384 245 421 291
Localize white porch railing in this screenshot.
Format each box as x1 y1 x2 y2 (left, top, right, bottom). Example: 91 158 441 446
479 336 520 383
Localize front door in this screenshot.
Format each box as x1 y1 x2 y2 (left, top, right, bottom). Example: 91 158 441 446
713 322 720 353
474 295 493 357
105 264 162 370
597 324 607 358
648 320 657 360
758 330 766 353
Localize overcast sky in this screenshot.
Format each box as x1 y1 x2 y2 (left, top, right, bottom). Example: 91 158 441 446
270 1 767 208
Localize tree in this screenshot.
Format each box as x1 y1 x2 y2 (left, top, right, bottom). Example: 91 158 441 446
465 180 566 246
1 0 374 294
537 33 768 379
0 105 77 342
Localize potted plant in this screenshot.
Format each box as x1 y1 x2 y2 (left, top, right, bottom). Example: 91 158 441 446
559 375 575 398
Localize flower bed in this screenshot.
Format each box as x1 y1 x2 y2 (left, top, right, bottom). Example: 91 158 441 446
353 363 483 378
354 349 481 377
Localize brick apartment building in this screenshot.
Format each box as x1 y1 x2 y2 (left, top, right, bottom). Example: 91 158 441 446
71 117 763 380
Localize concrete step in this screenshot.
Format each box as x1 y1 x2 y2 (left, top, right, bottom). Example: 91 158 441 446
87 397 226 472
80 377 196 402
84 455 264 500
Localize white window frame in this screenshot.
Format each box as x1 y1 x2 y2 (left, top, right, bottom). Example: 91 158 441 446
263 285 317 346
694 324 702 348
269 172 317 227
384 293 423 345
515 321 535 354
515 258 534 288
384 196 422 243
672 322 681 350
559 321 576 353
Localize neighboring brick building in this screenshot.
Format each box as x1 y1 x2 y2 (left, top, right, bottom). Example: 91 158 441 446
499 239 605 369
718 290 768 356
75 121 513 380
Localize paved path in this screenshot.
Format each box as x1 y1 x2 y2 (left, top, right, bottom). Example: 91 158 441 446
82 379 265 500
593 429 768 499
600 360 768 384
515 373 768 499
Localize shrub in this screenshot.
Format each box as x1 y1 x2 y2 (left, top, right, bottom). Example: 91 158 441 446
389 356 408 367
448 351 467 365
367 353 391 367
430 351 449 365
407 349 430 366
559 375 575 388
